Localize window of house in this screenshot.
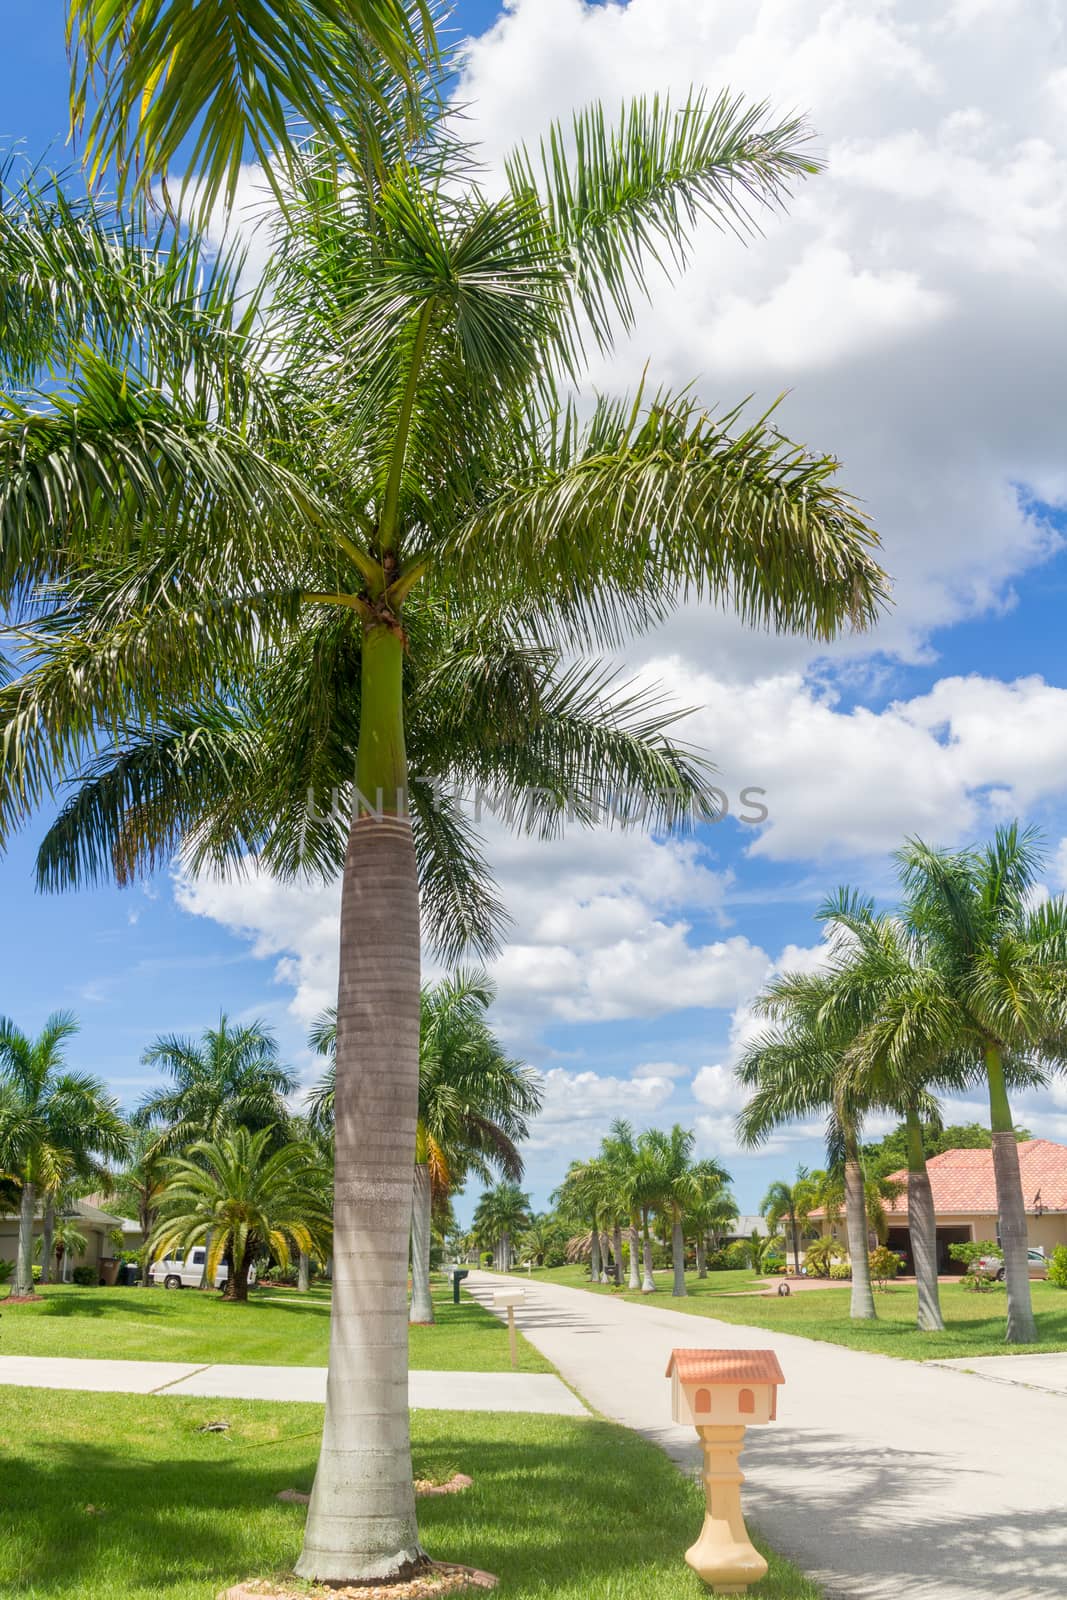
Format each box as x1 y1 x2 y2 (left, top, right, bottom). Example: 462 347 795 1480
739 1389 755 1414
694 1387 711 1414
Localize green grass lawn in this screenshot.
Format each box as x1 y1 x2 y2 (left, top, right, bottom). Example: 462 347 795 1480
0 1386 820 1600
524 1263 765 1294
530 1265 1067 1360
0 1282 552 1373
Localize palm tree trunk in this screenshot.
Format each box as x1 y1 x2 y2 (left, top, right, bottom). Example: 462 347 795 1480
612 1223 623 1286
904 1107 944 1333
628 1213 641 1290
296 772 424 1586
696 1234 707 1279
39 1197 55 1286
640 1209 655 1293
844 1137 877 1321
298 1250 311 1293
14 1180 36 1297
408 1161 434 1325
790 1214 801 1276
986 1045 1037 1344
671 1213 686 1297
500 1230 511 1272
588 1220 600 1283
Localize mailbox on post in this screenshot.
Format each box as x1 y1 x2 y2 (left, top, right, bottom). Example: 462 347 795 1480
492 1288 526 1370
450 1267 469 1305
665 1348 785 1594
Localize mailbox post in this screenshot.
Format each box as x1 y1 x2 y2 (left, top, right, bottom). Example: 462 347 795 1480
665 1348 785 1595
450 1266 469 1305
492 1288 526 1369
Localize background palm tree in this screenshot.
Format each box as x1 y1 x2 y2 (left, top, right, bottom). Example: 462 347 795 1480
688 1188 740 1276
34 1209 87 1282
760 1168 817 1274
472 1183 531 1272
410 972 541 1322
307 975 542 1322
136 1016 296 1158
108 1130 168 1289
600 1119 646 1289
0 1013 129 1296
738 988 880 1321
638 1126 729 1298
150 1127 330 1302
0 41 885 1584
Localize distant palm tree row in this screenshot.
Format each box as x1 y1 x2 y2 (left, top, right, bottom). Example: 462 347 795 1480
739 824 1067 1344
1 971 539 1310
467 1118 738 1296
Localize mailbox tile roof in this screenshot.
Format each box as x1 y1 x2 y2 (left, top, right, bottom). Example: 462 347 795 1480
665 1349 785 1385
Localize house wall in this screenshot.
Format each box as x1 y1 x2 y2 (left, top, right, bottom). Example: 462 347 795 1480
0 1220 109 1275
817 1211 1067 1254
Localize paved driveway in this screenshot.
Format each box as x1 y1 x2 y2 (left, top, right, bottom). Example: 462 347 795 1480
467 1271 1067 1600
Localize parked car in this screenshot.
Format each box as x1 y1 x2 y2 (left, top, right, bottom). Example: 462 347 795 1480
972 1248 1047 1282
147 1247 256 1289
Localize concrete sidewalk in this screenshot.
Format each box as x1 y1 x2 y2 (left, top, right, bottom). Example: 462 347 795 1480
467 1269 1067 1600
0 1354 587 1416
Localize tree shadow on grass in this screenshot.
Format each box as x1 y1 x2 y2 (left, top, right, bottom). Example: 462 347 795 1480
35 1291 169 1321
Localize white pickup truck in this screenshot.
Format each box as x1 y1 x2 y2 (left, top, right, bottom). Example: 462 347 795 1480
147 1247 256 1289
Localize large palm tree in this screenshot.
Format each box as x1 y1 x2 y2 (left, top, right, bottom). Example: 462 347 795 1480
135 1016 296 1158
471 1182 530 1272
0 1012 130 1297
151 1127 331 1302
67 0 438 216
885 827 1067 1344
0 60 885 1588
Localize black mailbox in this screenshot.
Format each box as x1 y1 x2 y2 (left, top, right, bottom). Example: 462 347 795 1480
451 1267 469 1304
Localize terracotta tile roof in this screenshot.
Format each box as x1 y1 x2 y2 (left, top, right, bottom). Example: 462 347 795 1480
872 1140 1067 1217
665 1349 785 1385
807 1139 1067 1220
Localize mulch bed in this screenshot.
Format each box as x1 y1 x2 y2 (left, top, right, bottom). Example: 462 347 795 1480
2 1293 43 1304
221 1564 498 1599
277 1476 473 1507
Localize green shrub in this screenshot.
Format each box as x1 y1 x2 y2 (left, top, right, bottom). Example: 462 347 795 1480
31 1264 41 1283
868 1245 901 1289
543 1245 567 1268
1048 1245 1067 1289
481 1252 493 1267
829 1261 852 1280
0 1259 13 1284
705 1249 729 1271
71 1265 98 1287
803 1237 844 1278
762 1255 785 1275
722 1241 750 1271
949 1239 1002 1291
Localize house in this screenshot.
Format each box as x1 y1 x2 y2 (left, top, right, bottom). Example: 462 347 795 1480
813 1140 1067 1274
0 1196 135 1281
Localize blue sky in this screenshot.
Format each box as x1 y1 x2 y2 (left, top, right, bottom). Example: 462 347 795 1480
5 1 1067 1219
